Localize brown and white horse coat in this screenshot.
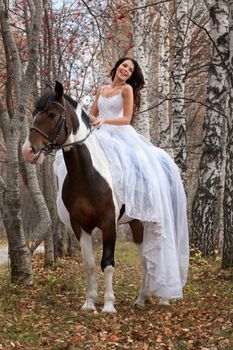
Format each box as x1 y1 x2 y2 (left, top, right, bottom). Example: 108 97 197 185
22 82 159 312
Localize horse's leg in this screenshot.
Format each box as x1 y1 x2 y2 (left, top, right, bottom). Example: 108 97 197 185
135 244 151 307
101 222 116 313
80 230 98 311
129 220 149 307
159 298 170 306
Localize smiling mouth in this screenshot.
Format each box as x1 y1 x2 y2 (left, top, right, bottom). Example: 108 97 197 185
119 69 128 76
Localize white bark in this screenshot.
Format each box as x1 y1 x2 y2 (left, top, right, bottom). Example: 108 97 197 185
0 0 45 283
202 0 213 11
157 2 171 152
222 0 233 268
171 0 188 172
132 1 157 139
191 0 229 255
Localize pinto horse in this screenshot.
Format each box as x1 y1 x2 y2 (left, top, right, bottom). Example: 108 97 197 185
22 81 167 312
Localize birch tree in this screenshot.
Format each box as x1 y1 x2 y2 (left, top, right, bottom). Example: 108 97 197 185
171 0 189 172
157 2 171 151
191 0 229 255
222 0 233 268
132 1 157 139
0 0 50 284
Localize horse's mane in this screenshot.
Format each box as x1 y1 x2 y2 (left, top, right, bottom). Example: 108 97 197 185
35 91 78 111
64 94 78 110
81 109 90 129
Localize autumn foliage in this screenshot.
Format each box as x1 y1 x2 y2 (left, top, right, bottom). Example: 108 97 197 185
0 242 232 349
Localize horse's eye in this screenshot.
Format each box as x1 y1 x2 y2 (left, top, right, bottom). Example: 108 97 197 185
48 112 56 118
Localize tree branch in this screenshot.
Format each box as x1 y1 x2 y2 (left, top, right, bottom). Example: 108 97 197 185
0 0 22 101
187 15 231 80
138 96 227 118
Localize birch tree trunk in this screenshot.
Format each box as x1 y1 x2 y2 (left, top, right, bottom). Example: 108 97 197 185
132 1 157 139
171 0 188 172
0 0 45 284
41 158 55 266
222 0 233 268
157 3 171 152
191 0 229 255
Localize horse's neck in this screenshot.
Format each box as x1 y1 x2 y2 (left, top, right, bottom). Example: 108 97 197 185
62 108 114 191
65 103 89 148
63 104 100 177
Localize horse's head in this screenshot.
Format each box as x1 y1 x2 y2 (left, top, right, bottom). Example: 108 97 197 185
22 81 79 164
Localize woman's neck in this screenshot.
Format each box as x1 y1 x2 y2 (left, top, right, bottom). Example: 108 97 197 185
111 78 126 88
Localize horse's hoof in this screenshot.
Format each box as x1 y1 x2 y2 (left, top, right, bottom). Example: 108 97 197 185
102 303 117 313
134 303 144 308
134 295 151 307
81 300 96 311
159 299 170 306
145 296 151 304
133 299 145 308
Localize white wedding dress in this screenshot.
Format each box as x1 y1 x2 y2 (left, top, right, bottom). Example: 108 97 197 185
54 92 189 300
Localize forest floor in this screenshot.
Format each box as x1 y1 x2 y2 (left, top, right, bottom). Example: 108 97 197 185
0 242 44 265
0 241 232 350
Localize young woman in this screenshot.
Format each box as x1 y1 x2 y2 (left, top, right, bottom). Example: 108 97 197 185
89 57 189 300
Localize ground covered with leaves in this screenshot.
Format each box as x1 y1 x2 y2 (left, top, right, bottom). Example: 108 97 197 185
0 242 232 350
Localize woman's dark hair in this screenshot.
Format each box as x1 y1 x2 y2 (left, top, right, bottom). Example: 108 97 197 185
110 57 145 120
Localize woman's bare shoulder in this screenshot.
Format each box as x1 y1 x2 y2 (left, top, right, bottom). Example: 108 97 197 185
122 84 133 95
122 84 133 93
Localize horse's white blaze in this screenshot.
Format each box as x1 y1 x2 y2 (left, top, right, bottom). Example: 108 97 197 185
102 266 116 313
134 243 149 307
80 231 98 311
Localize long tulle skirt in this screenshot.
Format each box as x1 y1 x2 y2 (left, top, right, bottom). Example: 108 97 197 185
54 124 189 299
94 125 189 299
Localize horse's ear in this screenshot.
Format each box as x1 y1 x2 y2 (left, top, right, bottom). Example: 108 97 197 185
45 83 53 91
54 81 64 100
44 83 52 94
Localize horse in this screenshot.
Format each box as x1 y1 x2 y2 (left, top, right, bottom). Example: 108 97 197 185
22 81 169 312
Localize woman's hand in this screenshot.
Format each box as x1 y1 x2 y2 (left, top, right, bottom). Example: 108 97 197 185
93 117 105 128
89 115 97 124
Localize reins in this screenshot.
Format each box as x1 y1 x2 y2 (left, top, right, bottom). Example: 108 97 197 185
49 127 94 151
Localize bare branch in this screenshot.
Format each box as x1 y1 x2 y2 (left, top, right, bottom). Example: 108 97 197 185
138 96 227 119
80 0 104 56
187 15 231 80
0 0 22 101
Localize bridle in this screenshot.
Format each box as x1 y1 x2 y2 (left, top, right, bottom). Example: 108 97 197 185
30 99 93 155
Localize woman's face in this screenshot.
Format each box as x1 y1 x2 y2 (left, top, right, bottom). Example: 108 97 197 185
115 60 135 83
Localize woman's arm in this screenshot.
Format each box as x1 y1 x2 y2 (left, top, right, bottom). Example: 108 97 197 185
89 87 101 123
93 84 134 127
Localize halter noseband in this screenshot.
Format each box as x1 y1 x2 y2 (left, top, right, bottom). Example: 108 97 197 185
30 100 67 151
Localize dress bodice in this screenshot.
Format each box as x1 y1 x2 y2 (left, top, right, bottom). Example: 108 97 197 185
98 94 123 120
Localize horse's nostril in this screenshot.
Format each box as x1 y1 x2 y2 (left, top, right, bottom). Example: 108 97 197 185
30 146 36 154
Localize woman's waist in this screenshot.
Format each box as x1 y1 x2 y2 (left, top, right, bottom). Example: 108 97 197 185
99 114 121 120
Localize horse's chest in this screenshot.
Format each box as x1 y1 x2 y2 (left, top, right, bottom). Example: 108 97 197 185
61 140 121 231
62 146 116 224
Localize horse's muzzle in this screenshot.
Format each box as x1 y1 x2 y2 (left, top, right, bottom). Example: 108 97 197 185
22 140 45 165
